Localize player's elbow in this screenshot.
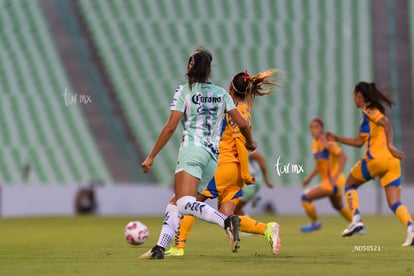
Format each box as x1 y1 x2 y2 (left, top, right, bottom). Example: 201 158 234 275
340 152 347 162
237 120 249 131
163 123 177 135
355 138 364 148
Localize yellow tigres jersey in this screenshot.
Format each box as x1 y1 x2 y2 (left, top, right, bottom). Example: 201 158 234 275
218 100 251 165
312 139 342 180
359 107 393 159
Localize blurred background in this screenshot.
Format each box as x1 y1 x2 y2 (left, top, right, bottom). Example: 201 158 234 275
0 0 413 217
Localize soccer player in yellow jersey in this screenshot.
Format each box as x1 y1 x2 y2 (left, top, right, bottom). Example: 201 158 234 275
300 117 353 233
166 69 282 256
327 82 414 246
234 150 273 216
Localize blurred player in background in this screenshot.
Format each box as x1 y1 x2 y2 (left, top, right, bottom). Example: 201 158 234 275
139 48 257 259
234 150 273 216
300 117 353 233
165 69 282 256
327 82 414 246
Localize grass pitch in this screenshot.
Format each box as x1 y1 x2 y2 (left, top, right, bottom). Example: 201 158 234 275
0 215 413 276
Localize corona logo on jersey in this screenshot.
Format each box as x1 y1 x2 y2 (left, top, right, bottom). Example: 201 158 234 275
191 93 222 104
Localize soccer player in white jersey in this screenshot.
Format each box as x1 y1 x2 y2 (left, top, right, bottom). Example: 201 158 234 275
138 48 257 259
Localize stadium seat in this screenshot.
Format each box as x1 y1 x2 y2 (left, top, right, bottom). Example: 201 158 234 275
0 0 112 184
77 0 373 185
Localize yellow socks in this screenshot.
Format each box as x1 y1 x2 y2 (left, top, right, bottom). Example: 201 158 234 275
174 215 195 249
339 205 352 222
239 216 267 235
333 203 352 222
344 185 361 223
391 202 414 228
301 195 317 222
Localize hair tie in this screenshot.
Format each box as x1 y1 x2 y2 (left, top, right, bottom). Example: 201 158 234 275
243 70 250 81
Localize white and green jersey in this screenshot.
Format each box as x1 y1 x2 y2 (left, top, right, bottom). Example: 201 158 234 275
170 82 236 159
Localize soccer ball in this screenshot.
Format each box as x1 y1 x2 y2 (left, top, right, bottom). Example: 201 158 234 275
124 221 149 245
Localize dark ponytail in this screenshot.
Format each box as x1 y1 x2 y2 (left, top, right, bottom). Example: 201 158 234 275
354 82 394 114
186 47 212 90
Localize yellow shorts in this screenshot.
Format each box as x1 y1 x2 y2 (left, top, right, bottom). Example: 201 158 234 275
318 173 346 196
350 157 401 187
201 162 243 206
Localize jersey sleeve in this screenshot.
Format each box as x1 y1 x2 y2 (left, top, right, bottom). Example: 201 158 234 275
234 135 255 184
170 85 186 112
230 103 251 138
327 141 342 156
223 93 236 112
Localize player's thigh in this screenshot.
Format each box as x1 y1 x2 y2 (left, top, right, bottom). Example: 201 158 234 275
304 182 332 200
174 146 212 200
174 171 200 200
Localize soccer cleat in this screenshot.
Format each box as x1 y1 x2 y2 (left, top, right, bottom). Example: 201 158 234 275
224 215 241 253
264 222 281 255
300 222 322 233
138 245 165 260
402 230 414 247
342 222 364 237
165 246 184 256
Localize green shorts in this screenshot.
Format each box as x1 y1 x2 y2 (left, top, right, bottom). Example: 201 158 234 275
175 145 218 192
241 182 260 202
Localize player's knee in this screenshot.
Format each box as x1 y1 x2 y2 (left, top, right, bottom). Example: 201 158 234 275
301 194 312 203
332 185 339 195
176 196 194 213
344 185 358 192
176 195 206 215
333 203 343 211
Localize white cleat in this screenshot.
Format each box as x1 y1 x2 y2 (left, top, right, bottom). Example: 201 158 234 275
342 222 364 237
402 231 414 247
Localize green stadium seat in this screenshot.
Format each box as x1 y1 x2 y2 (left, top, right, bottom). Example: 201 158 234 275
77 0 373 185
0 0 112 185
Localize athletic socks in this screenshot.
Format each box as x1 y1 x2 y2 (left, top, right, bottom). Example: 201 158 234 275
156 204 181 248
344 185 361 223
391 202 414 230
338 205 353 222
239 216 266 235
301 195 318 222
176 196 227 228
